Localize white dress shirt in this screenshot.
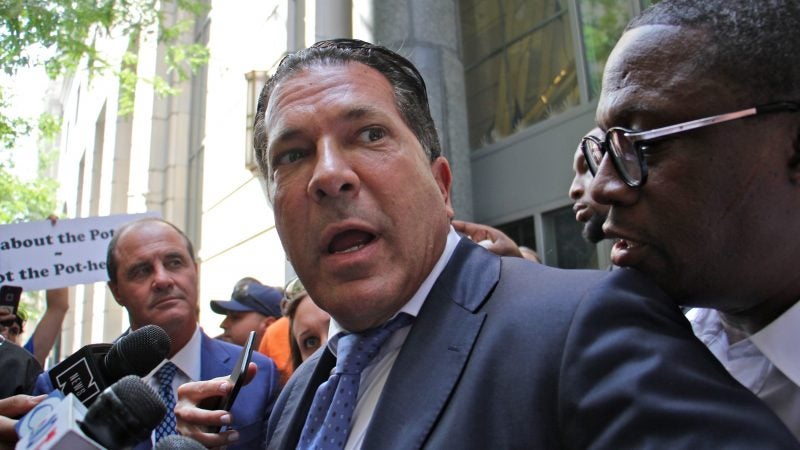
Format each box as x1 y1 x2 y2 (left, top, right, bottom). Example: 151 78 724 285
687 302 800 439
325 226 462 450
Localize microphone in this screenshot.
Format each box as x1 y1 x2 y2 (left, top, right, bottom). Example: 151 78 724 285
80 375 167 449
153 435 207 450
48 324 171 405
16 376 166 450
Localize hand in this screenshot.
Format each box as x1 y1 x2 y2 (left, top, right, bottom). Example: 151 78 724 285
0 311 15 323
452 220 523 258
175 363 258 449
45 288 69 312
0 395 47 447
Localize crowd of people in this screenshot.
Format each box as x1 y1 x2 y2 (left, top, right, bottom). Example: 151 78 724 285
2 0 799 448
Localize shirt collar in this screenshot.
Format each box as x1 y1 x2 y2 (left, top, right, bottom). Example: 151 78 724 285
328 225 461 340
750 300 800 387
148 324 202 381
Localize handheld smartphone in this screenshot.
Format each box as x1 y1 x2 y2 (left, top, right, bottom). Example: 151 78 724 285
201 330 256 433
223 330 256 411
0 285 23 316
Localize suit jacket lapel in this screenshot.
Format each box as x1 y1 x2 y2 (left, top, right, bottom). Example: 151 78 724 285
362 240 500 449
269 349 336 449
200 332 233 379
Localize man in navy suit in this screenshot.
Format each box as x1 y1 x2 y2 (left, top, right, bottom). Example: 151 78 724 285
584 0 800 439
176 40 798 448
35 218 279 448
108 218 278 448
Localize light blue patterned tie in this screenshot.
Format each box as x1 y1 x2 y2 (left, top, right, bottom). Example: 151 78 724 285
298 313 413 450
154 362 178 442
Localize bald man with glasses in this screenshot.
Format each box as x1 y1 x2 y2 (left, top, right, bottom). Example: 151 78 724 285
585 0 800 439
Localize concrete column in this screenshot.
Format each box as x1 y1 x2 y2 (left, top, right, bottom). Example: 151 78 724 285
316 0 352 41
369 0 473 220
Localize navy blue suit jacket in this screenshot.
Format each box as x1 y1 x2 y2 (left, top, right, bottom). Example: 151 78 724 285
267 238 798 449
35 329 279 449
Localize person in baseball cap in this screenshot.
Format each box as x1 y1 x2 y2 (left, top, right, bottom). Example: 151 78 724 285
211 277 283 347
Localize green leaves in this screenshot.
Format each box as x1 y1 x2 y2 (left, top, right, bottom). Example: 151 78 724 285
0 0 210 142
0 160 58 224
0 0 210 224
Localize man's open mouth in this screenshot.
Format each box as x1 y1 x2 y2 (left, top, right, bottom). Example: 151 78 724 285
327 229 376 254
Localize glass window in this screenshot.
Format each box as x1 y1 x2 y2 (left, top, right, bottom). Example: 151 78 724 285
542 205 598 269
578 0 641 99
460 0 658 150
496 216 536 251
461 0 579 149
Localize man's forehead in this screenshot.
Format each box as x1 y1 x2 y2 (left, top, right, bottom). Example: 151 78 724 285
266 63 392 117
598 25 726 127
116 224 188 260
265 63 398 142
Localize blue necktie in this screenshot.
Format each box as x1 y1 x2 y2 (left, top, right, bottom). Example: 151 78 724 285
298 313 413 450
154 362 178 442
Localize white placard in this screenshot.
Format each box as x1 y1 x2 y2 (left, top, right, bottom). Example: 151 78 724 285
0 212 159 291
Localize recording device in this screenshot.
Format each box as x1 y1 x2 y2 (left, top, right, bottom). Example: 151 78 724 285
48 324 171 405
223 330 256 412
199 330 255 433
0 284 22 315
153 435 207 450
15 376 166 450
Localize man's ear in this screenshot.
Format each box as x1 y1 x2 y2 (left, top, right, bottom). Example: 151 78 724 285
431 157 455 219
261 316 277 334
107 282 123 307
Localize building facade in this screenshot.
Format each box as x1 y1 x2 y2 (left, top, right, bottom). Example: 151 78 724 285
52 0 654 354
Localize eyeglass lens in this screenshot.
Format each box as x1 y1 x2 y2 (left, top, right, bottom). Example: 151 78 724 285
581 138 603 175
608 130 643 184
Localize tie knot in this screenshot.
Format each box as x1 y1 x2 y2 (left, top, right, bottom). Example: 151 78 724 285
156 362 177 385
335 313 413 375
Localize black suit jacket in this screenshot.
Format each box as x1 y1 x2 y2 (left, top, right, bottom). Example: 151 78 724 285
268 239 798 449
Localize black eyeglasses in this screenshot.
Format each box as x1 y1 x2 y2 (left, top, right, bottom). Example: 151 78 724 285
580 101 800 187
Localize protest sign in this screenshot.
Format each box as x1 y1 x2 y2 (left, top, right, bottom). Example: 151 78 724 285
0 212 159 291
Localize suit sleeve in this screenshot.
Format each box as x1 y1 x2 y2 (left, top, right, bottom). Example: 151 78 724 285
558 268 799 449
31 370 54 396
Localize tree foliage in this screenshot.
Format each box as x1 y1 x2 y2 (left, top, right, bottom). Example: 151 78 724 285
0 0 210 223
0 155 57 223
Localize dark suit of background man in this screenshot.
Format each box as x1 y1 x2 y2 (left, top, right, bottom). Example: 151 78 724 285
585 0 800 440
176 39 798 449
35 218 279 449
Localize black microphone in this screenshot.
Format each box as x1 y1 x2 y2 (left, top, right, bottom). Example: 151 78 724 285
49 324 171 405
153 435 207 450
79 375 167 449
16 376 166 450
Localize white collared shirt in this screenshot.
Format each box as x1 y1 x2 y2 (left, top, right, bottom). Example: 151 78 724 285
325 226 462 450
687 302 800 439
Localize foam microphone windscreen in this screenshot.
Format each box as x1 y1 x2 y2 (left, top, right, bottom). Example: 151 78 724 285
104 324 172 381
81 375 167 449
153 435 207 450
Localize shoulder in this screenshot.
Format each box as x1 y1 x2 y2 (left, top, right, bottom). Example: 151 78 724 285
202 333 278 375
557 268 800 448
485 257 609 321
0 342 43 396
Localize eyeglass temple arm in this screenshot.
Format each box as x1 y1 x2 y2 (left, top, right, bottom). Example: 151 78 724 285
626 101 800 143
625 108 758 143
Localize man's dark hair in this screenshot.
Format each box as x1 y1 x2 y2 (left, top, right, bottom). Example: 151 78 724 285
628 0 800 104
253 38 441 182
106 218 195 284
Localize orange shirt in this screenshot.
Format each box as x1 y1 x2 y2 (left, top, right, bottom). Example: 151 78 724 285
258 316 293 387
